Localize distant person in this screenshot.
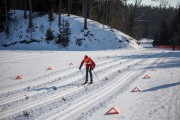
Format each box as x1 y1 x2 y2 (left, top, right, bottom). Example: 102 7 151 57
172 38 176 51
173 45 175 51
79 55 95 84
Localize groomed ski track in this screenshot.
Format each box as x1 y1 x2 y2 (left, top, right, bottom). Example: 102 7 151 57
0 49 172 120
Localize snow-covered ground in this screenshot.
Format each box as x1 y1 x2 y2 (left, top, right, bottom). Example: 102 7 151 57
139 38 154 48
0 10 179 120
0 48 179 120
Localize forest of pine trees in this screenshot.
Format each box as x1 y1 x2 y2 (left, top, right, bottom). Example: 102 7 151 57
0 0 180 46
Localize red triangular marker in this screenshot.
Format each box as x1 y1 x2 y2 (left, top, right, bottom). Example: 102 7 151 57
151 68 156 71
16 75 23 80
160 61 164 64
143 75 150 79
131 87 141 92
106 107 121 114
47 67 53 70
69 63 73 65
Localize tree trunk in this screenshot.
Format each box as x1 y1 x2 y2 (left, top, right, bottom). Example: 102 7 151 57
123 0 127 33
29 0 33 39
109 0 114 29
84 0 88 30
82 0 85 17
24 0 27 19
58 0 62 27
29 0 32 28
68 0 71 16
88 0 92 19
14 0 16 14
4 0 9 34
129 0 142 37
105 0 108 25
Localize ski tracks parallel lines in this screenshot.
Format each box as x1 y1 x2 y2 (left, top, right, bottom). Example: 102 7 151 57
0 57 137 118
45 52 162 120
0 58 128 104
39 51 163 119
0 50 164 119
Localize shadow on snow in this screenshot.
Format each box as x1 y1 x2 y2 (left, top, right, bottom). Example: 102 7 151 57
143 82 180 92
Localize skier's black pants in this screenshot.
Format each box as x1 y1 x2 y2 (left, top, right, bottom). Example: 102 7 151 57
85 68 93 82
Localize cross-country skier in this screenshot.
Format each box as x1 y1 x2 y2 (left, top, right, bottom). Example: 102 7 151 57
79 55 95 84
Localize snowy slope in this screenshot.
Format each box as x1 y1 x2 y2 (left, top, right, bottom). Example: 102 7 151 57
0 10 141 50
0 49 179 120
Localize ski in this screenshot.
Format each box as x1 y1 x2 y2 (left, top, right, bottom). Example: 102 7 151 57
78 82 93 87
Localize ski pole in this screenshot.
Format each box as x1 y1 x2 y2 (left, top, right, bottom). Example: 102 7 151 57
80 69 85 80
93 70 100 81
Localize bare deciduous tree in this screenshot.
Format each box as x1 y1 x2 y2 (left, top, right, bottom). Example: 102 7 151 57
159 0 169 8
129 0 142 37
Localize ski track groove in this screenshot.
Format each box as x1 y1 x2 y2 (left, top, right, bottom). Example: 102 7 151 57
0 51 55 62
0 51 152 107
128 51 175 120
0 56 121 95
0 49 146 105
0 50 166 119
0 55 126 101
43 51 165 120
164 52 180 120
0 54 139 115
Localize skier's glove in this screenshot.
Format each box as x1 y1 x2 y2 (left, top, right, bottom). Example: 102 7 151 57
79 67 81 70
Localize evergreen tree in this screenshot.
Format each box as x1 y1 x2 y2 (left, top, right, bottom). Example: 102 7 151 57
45 28 54 42
159 20 169 45
56 20 71 47
153 31 160 46
172 5 180 45
48 7 54 22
